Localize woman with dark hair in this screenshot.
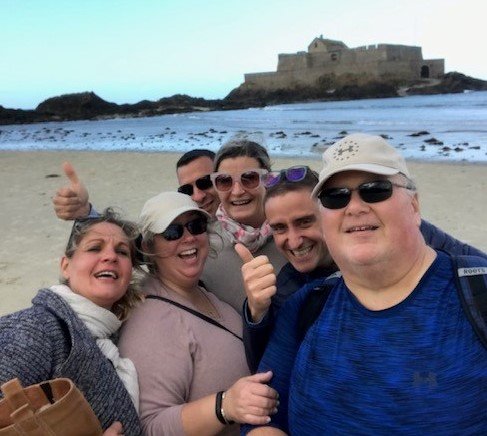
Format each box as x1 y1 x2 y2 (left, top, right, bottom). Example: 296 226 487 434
0 209 142 435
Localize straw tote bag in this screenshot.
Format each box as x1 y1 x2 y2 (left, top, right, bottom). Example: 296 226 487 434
0 378 103 435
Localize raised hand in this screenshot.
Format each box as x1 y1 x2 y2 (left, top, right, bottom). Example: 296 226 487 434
223 371 278 425
235 243 277 323
52 161 90 220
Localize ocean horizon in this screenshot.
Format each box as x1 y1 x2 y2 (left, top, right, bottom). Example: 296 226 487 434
1 91 486 163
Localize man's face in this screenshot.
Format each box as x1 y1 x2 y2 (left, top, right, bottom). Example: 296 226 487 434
265 188 332 273
176 156 219 217
319 170 421 270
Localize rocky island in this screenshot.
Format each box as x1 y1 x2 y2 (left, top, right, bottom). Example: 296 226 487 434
1 36 486 125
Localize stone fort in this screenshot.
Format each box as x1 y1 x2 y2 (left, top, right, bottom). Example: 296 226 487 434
243 36 444 91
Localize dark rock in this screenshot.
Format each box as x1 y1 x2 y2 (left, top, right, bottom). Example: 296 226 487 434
409 131 430 137
36 92 118 119
405 72 487 96
424 137 444 145
45 174 60 178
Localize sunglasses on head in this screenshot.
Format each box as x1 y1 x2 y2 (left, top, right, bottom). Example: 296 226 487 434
318 179 414 209
161 216 208 241
264 166 315 188
210 169 268 192
177 174 213 197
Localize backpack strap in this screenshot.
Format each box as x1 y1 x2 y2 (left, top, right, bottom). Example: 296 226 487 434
297 273 341 342
452 254 487 349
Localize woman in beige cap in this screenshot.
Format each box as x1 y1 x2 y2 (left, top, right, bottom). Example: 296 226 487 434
118 192 278 436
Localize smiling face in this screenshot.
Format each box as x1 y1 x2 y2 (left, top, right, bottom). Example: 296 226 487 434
176 156 219 216
216 156 267 227
61 222 133 309
265 188 332 273
149 211 209 291
319 170 421 271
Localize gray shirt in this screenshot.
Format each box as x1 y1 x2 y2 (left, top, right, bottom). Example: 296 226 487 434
202 221 287 314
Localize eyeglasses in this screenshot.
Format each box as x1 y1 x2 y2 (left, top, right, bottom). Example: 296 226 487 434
161 217 208 241
264 166 314 188
177 175 213 196
318 180 415 209
210 169 268 192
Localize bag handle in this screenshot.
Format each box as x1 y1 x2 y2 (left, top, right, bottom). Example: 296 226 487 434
1 379 34 415
1 378 41 428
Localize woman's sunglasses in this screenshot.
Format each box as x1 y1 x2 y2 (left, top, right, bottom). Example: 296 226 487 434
177 175 213 196
210 169 268 192
161 217 208 241
264 166 316 188
318 180 414 209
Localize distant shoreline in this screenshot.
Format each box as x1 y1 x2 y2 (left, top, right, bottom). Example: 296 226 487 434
2 72 487 126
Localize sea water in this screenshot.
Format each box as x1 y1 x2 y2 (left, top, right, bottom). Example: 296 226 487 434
1 91 486 163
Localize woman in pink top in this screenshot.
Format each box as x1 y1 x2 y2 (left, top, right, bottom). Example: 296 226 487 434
119 192 278 435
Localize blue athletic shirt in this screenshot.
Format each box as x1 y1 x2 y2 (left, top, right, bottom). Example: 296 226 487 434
246 251 487 435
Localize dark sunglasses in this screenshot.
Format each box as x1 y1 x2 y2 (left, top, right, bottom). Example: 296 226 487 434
264 166 315 188
210 169 268 192
318 180 414 209
161 217 208 241
177 174 213 196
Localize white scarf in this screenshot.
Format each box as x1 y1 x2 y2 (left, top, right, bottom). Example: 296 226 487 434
50 285 139 412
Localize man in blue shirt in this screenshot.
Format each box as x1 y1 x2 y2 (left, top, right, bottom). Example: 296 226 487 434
244 133 487 434
239 163 485 373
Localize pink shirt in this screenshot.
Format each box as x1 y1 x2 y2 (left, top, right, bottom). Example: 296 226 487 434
119 276 249 435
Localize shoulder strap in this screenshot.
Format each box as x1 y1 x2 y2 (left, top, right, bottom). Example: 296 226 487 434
145 294 242 342
452 255 487 349
297 274 340 342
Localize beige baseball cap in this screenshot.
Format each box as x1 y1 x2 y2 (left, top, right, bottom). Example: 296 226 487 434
139 191 210 237
311 133 410 197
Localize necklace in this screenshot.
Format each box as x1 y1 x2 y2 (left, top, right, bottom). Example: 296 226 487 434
158 279 220 319
196 286 221 319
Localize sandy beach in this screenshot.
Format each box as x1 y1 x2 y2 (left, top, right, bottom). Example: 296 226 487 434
0 150 486 316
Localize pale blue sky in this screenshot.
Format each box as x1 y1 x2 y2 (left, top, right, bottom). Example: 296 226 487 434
2 0 486 109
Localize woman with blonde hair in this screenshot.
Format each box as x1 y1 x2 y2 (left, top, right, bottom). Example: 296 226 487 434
0 209 142 435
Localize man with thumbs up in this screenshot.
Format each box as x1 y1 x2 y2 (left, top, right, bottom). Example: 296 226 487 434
238 167 337 372
240 164 487 373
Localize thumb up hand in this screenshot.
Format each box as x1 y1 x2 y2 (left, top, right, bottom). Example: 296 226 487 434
52 162 90 220
235 243 277 323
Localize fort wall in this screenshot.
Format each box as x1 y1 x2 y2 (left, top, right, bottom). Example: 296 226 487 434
242 37 444 91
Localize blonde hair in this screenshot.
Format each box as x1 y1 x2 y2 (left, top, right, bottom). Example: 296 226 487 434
62 208 143 320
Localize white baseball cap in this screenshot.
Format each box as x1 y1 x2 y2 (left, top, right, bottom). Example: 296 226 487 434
311 133 410 197
139 191 210 237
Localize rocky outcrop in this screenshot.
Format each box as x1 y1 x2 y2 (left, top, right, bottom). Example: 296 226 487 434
403 72 487 95
1 72 486 125
225 72 487 106
36 92 118 119
0 92 239 125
